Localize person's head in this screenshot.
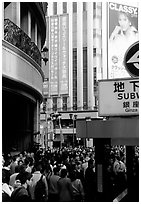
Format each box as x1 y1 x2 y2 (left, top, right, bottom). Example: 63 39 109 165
16 171 32 188
60 168 68 178
34 161 42 172
53 166 60 175
76 161 82 170
18 159 24 166
3 157 11 168
2 169 11 184
24 158 30 166
70 170 77 182
118 12 131 32
88 159 95 169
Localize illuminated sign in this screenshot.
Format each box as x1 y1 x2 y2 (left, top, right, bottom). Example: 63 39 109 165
98 78 139 116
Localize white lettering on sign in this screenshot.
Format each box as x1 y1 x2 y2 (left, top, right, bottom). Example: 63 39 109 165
113 80 139 114
109 2 138 16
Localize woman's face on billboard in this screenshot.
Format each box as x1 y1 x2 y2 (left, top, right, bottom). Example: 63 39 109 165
118 13 131 32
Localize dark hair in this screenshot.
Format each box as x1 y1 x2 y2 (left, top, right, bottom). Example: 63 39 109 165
60 169 67 178
3 158 11 167
18 159 23 165
53 167 60 175
88 159 94 167
16 172 32 184
2 169 11 184
24 158 30 166
70 170 77 182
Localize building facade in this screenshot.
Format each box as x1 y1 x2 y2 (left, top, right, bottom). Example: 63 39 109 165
2 2 47 154
41 2 139 148
41 2 103 148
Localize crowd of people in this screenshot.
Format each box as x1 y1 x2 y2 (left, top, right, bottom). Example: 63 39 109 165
2 145 139 202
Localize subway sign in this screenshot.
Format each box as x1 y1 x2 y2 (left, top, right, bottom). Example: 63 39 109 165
124 41 139 78
98 78 139 116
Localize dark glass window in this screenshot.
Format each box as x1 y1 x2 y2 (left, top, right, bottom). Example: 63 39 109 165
83 2 86 11
63 2 67 13
53 97 57 112
73 2 77 13
83 47 88 110
62 96 67 111
53 2 57 15
73 48 77 110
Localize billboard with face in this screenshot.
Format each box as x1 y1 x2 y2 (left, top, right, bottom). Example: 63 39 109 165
108 2 138 79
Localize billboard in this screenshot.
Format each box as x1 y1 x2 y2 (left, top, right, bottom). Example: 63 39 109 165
108 2 138 79
98 78 139 116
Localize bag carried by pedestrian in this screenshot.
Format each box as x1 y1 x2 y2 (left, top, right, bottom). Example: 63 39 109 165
34 174 46 201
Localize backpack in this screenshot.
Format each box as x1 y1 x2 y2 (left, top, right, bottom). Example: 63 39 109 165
34 174 46 201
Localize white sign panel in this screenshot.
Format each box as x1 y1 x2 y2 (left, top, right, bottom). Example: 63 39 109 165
98 78 139 116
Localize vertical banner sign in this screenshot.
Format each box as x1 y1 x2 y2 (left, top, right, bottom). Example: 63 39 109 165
59 14 69 95
108 2 138 79
49 16 59 95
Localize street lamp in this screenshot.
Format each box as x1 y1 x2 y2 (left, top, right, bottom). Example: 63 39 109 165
69 113 77 148
41 46 49 65
50 112 62 148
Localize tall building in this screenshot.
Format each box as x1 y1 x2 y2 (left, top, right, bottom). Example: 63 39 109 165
41 2 139 148
2 2 47 154
41 2 103 148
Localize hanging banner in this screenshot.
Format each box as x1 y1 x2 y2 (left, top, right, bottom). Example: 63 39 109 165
98 78 139 116
49 16 59 95
108 2 139 79
59 14 69 95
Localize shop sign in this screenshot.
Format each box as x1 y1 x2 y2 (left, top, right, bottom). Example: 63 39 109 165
98 78 139 116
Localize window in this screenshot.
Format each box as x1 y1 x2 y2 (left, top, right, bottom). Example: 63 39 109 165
63 2 67 13
73 48 77 110
83 47 88 109
20 3 28 35
62 96 67 111
83 2 86 11
52 97 57 112
73 2 77 13
53 2 57 15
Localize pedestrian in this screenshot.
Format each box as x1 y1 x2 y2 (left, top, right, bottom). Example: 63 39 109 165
48 166 60 202
2 168 13 201
57 168 73 202
9 163 26 188
28 161 48 201
85 159 97 201
11 171 32 202
70 170 85 201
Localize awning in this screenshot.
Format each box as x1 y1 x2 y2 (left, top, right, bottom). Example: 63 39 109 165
76 117 139 145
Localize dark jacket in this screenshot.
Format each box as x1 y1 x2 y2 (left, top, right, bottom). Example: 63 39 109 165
11 186 31 202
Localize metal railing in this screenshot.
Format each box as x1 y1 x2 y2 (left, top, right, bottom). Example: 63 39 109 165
4 19 41 66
